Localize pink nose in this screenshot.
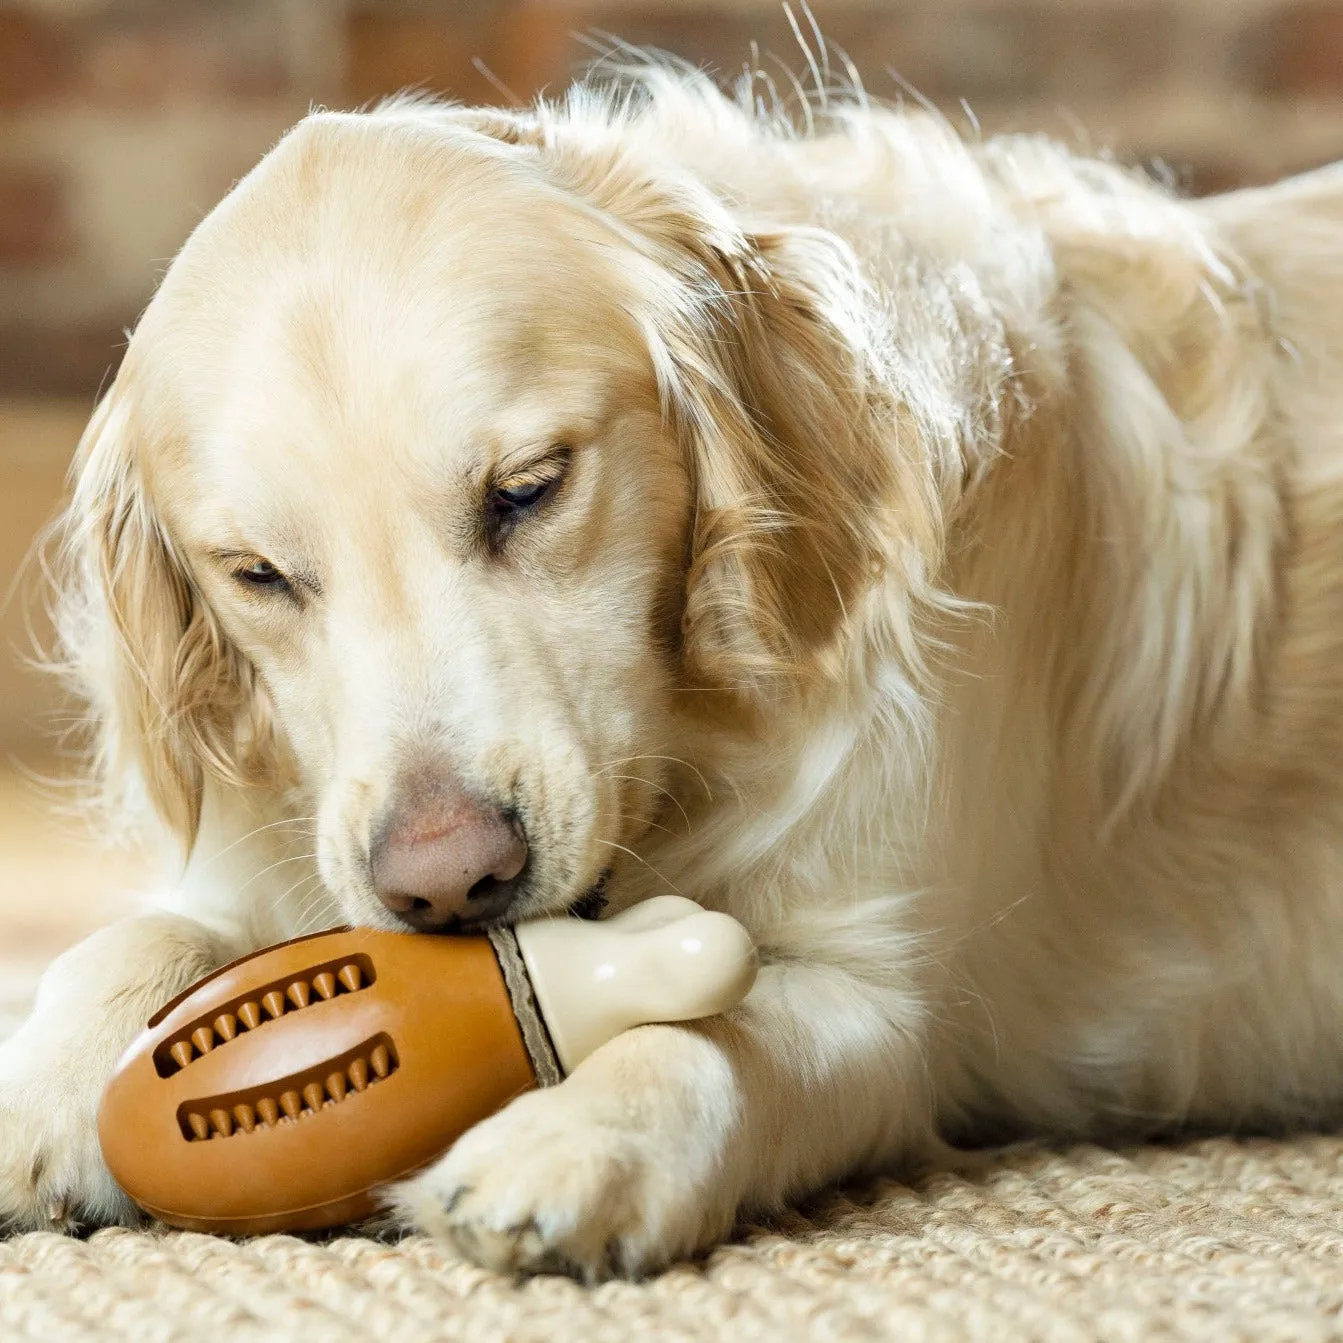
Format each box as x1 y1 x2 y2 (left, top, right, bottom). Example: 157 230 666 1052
370 774 527 930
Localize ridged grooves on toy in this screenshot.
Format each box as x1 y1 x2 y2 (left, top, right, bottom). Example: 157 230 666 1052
153 957 375 1078
177 1032 399 1141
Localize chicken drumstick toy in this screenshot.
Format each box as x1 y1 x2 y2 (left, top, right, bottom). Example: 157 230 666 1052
97 895 757 1235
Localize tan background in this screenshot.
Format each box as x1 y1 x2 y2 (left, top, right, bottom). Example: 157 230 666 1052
3 0 1343 980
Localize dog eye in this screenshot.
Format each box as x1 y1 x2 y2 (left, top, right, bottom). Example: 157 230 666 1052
491 478 552 510
235 559 289 590
483 457 568 548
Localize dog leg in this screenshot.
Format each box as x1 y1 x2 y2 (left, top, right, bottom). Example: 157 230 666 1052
0 912 247 1232
394 959 932 1279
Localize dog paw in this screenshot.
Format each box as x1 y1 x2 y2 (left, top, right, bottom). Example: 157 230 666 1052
0 1040 137 1234
390 1081 731 1280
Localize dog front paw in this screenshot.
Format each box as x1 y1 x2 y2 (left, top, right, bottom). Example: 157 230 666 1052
0 1041 136 1234
391 1080 733 1280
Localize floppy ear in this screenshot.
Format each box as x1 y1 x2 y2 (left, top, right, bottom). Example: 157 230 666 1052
456 107 916 695
588 167 913 695
640 213 904 694
58 382 274 850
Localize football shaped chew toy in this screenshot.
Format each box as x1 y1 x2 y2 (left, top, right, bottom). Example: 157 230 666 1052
97 895 756 1235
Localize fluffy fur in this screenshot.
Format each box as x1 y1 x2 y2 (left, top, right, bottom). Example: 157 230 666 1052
4 64 1343 1278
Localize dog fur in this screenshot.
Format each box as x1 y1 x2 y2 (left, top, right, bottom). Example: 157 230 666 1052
4 66 1343 1278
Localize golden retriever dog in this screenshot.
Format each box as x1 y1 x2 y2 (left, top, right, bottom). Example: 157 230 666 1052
4 64 1343 1278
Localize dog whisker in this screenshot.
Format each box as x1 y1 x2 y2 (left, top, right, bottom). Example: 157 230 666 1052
192 817 322 874
593 839 686 898
612 809 679 842
234 850 321 897
598 773 692 834
592 755 713 804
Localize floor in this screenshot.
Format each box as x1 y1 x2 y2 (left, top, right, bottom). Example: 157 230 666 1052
4 770 1343 1340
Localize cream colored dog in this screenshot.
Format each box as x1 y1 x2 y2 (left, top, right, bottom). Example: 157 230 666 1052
3 68 1343 1278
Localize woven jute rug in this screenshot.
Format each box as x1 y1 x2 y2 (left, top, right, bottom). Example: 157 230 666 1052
4 989 1343 1341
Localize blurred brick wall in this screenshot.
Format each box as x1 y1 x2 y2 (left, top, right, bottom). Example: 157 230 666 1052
0 0 1342 752
3 0 1343 400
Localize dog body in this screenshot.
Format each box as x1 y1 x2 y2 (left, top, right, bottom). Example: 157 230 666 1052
4 72 1343 1276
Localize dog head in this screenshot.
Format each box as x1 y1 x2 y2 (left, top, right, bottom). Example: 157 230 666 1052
59 95 906 929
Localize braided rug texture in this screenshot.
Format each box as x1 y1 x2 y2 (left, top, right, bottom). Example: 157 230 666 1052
4 997 1343 1340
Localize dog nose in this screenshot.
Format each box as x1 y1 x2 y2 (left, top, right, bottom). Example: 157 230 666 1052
370 773 527 930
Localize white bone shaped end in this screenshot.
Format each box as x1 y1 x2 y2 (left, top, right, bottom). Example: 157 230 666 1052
514 895 758 1073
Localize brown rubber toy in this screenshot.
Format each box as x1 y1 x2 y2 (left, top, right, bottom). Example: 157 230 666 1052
97 895 757 1235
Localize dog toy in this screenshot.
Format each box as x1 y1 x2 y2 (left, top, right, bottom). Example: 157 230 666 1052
97 895 756 1235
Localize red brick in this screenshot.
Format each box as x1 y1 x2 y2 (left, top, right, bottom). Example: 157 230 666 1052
345 7 507 106
0 1 295 112
0 164 72 266
492 5 588 102
79 2 292 108
867 4 1175 105
906 5 1177 103
504 7 808 92
1173 158 1257 198
0 319 128 397
0 8 72 110
1238 3 1343 98
483 4 1177 111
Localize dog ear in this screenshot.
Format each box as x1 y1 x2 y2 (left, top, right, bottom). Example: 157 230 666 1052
564 152 908 694
58 382 274 850
429 102 911 692
645 215 902 695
